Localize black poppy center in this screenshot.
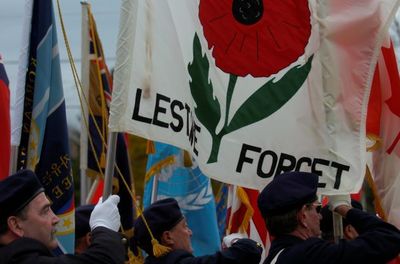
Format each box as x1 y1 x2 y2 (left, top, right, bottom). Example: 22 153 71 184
232 0 263 25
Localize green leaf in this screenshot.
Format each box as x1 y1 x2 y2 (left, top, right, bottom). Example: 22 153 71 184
225 55 313 133
188 33 221 137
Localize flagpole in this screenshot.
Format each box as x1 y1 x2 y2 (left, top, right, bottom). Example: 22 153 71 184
80 1 90 204
9 146 18 174
103 132 117 199
332 212 343 243
151 174 159 203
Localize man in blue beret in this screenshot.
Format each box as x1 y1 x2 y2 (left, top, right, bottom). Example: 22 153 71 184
257 171 400 264
133 198 263 263
74 204 95 254
0 169 125 263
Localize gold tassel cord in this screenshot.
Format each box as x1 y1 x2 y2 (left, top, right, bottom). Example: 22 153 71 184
55 1 106 178
151 238 172 257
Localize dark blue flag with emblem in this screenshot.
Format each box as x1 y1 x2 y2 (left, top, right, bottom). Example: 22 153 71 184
16 0 75 253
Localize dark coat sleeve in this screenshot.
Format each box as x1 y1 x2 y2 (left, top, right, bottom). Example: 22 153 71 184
0 227 125 264
279 209 400 264
155 238 262 264
58 227 125 264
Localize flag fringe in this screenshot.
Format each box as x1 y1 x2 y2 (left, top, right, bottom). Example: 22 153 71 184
236 186 254 233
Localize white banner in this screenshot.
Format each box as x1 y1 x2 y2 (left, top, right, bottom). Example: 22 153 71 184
109 0 399 194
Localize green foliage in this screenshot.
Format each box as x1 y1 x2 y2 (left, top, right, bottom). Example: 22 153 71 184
188 33 221 139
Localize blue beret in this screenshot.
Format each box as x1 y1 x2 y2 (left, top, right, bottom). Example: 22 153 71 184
0 170 44 224
75 204 94 239
133 198 184 255
258 171 318 217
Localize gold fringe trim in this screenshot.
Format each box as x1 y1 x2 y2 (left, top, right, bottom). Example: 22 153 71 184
144 156 175 183
127 248 144 264
146 140 155 154
366 133 382 152
236 186 254 233
365 165 387 221
183 150 193 167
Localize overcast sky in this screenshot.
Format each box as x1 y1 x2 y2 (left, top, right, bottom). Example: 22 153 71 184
0 0 120 129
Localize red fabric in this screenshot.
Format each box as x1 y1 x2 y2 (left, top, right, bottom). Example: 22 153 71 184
89 179 104 204
367 64 382 137
198 0 311 77
227 186 269 257
0 57 10 179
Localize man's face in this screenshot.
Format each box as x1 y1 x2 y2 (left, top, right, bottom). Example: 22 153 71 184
304 201 322 237
18 192 60 249
169 218 193 254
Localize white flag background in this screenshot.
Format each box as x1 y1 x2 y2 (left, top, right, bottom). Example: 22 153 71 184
109 0 399 194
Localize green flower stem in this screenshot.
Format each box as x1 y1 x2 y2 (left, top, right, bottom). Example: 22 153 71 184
224 74 238 128
207 133 223 163
207 74 237 163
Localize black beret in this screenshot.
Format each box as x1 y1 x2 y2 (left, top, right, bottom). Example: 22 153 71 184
258 171 318 217
75 204 95 239
0 170 44 224
133 198 184 255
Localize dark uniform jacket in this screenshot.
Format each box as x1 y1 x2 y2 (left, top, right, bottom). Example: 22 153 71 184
144 238 262 264
0 227 125 264
264 208 400 264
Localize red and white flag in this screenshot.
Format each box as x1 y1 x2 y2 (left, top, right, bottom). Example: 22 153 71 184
367 39 400 229
226 186 270 261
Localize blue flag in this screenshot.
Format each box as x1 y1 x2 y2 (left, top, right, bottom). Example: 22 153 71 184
144 142 220 256
17 0 74 253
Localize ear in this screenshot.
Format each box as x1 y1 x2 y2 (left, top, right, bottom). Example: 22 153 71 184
7 216 24 237
344 225 358 240
297 206 308 228
160 230 174 247
85 232 92 246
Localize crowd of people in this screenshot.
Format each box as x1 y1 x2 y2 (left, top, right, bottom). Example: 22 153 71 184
0 169 399 263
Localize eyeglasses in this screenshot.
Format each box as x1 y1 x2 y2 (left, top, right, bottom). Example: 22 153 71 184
305 201 322 213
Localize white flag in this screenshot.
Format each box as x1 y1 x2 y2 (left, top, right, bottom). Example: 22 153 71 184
109 0 399 194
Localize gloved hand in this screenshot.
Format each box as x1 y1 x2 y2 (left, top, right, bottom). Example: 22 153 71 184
90 195 121 232
222 233 247 248
327 194 351 211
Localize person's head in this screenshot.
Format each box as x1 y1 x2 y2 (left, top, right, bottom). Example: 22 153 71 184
320 199 362 241
0 170 59 249
133 198 193 257
257 171 321 239
75 204 95 254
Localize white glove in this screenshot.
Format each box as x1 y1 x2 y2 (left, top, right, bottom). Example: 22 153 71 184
327 194 351 211
89 195 121 232
222 233 247 248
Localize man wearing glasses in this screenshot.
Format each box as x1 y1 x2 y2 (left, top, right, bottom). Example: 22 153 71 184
257 171 400 264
